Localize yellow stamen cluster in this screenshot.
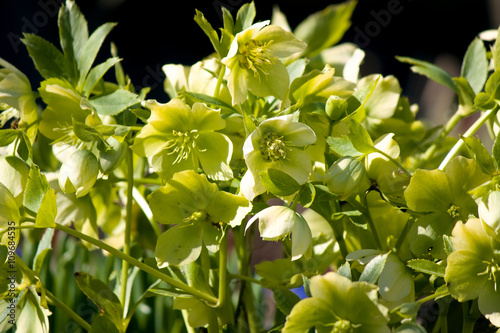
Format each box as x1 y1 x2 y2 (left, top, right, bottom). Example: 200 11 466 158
165 129 201 164
259 132 288 162
238 40 275 80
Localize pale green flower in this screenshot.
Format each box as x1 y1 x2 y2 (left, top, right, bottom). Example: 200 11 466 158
221 21 307 105
148 170 249 267
131 99 233 181
240 114 316 200
58 149 99 198
283 272 390 333
479 191 500 240
246 205 312 260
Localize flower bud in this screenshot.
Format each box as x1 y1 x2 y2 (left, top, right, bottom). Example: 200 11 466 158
479 191 500 240
325 156 367 200
99 136 127 174
59 149 98 197
85 112 102 127
325 95 348 121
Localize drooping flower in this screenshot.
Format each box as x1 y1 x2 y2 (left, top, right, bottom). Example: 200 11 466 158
283 272 390 333
445 218 500 327
131 99 233 181
58 149 99 198
246 205 312 260
240 114 316 200
148 170 249 267
221 21 307 105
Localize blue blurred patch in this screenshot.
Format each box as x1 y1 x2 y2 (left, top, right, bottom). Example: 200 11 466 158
290 286 307 299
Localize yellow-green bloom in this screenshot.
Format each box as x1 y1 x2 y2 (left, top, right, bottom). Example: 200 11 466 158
148 170 249 267
221 21 307 105
283 272 390 333
445 218 500 327
132 99 233 181
58 149 99 198
479 191 500 240
246 205 312 260
240 114 316 200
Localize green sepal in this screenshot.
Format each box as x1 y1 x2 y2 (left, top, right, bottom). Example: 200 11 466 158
461 135 497 175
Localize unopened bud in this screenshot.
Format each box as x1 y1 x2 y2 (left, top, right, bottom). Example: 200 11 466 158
325 156 366 200
325 95 348 121
59 149 98 197
99 136 127 174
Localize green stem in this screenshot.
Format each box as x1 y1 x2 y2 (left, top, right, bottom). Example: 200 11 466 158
438 108 496 170
111 177 162 186
329 201 349 260
53 223 219 305
120 147 134 312
347 197 383 250
214 228 228 308
132 187 162 237
214 65 226 99
461 302 476 333
45 289 91 332
228 273 261 285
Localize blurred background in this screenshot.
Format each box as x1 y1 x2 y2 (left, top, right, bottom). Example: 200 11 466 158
1 0 499 125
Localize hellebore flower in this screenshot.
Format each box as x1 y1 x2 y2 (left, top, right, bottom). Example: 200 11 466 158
221 21 307 105
324 156 368 201
283 272 390 333
58 149 99 198
479 191 500 240
240 114 316 200
148 170 249 267
445 218 500 327
131 99 233 181
246 205 312 260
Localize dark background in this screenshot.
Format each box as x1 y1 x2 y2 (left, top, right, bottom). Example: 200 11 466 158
1 0 496 114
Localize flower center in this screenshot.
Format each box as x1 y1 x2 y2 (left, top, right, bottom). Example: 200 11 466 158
259 132 288 162
479 258 500 291
238 40 275 80
447 204 460 219
165 130 201 164
183 210 207 223
332 319 356 333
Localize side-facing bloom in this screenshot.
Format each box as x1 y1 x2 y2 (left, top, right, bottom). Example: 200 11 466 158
131 99 233 181
246 205 312 260
148 170 249 267
445 218 500 327
283 272 390 333
240 114 316 200
221 21 307 105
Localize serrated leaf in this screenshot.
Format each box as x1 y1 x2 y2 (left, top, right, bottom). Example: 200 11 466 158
272 288 300 315
337 261 352 279
35 188 57 228
453 77 476 116
221 7 234 35
461 38 488 94
259 168 301 197
396 56 457 93
407 259 445 277
23 165 50 216
77 22 117 84
74 272 123 330
90 89 141 116
83 57 121 97
461 135 496 175
194 10 223 58
180 91 239 114
294 1 356 58
359 252 388 284
234 1 256 34
22 33 67 80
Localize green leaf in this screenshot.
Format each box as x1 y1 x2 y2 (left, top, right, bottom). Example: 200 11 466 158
492 25 500 71
294 1 357 58
194 10 223 58
346 118 377 154
180 91 239 114
0 129 20 147
493 135 500 169
397 302 421 318
297 182 315 208
394 322 427 333
155 224 202 267
35 188 57 228
221 7 234 35
396 56 457 93
77 22 117 84
145 288 193 299
326 135 362 157
346 74 380 115
23 165 50 216
83 57 121 97
89 89 141 116
407 259 445 277
359 252 388 284
461 38 488 94
234 1 256 34
22 33 67 80
453 77 476 116
461 135 496 175
33 229 54 273
259 168 301 197
337 261 352 279
89 316 119 333
272 288 300 315
74 271 123 330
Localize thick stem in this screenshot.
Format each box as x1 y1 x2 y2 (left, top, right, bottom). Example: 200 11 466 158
438 108 496 170
45 289 92 332
214 65 226 99
120 147 134 312
53 223 219 305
